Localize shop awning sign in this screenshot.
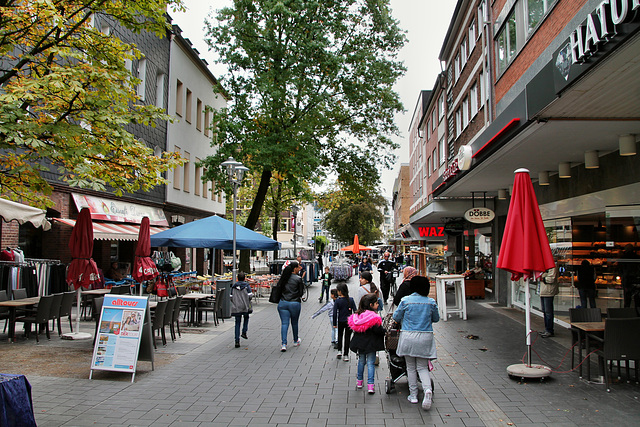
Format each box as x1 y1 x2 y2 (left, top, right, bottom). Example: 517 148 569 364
464 207 495 224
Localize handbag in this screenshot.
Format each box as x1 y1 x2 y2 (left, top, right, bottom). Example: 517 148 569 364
386 271 395 283
269 283 282 303
156 276 168 298
169 252 182 271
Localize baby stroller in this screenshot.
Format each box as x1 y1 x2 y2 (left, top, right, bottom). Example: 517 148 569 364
382 313 434 394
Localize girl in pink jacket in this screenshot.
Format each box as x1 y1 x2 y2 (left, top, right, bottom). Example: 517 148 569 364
348 294 386 394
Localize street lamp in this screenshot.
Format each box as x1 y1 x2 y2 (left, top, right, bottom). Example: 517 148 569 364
221 157 249 286
291 205 299 257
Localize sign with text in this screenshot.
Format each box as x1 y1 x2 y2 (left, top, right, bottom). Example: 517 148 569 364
90 295 148 375
464 207 495 224
418 225 445 238
72 193 168 226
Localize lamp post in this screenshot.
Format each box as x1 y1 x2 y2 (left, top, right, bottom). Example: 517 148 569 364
221 157 249 286
291 205 299 257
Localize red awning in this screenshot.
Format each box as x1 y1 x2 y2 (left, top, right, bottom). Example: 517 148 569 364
54 218 169 241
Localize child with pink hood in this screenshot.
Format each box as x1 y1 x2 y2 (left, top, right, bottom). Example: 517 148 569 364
348 294 386 394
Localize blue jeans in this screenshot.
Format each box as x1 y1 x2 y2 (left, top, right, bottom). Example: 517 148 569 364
319 285 329 301
357 352 377 384
234 314 249 341
540 296 554 334
277 300 301 345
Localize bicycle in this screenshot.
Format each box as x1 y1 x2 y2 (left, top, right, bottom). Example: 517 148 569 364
301 281 311 302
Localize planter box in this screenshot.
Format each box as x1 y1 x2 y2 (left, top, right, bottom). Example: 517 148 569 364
465 279 485 299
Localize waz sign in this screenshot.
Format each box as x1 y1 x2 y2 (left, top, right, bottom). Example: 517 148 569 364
418 226 445 238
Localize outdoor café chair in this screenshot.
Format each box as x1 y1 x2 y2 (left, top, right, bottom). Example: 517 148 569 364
151 299 168 348
92 297 104 345
12 288 27 300
15 295 53 343
606 307 638 318
0 290 9 332
163 298 176 343
593 318 640 392
58 291 76 335
570 307 602 369
45 293 64 336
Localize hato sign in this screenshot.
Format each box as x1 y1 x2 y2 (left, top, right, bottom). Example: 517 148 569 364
464 207 495 224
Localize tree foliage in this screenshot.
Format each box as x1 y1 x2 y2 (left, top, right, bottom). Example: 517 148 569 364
319 182 386 245
202 0 406 233
0 0 184 208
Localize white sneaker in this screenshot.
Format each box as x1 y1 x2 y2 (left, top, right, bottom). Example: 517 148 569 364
336 352 342 359
343 355 349 362
407 395 418 404
295 338 302 346
281 344 287 352
422 390 432 410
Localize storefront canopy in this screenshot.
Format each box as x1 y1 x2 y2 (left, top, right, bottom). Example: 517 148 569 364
0 198 51 230
54 218 168 241
149 215 281 250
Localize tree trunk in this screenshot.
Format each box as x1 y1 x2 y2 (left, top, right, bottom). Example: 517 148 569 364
239 168 272 273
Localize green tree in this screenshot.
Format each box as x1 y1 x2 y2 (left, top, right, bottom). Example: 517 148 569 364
319 183 385 245
0 0 184 208
202 0 406 268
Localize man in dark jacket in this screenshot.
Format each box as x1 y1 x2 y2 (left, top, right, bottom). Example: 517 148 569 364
377 252 396 304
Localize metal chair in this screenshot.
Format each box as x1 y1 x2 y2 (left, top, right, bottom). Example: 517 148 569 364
92 297 104 345
46 293 64 336
58 291 76 335
606 307 638 318
12 288 28 300
163 298 176 343
15 295 53 343
593 318 640 391
151 299 168 349
569 307 602 368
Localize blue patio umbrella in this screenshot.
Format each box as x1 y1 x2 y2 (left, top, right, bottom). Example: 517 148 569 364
149 215 281 251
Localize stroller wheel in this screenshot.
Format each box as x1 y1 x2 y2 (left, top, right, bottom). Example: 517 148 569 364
385 378 392 394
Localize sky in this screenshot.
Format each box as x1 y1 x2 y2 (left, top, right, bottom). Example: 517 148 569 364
169 0 457 199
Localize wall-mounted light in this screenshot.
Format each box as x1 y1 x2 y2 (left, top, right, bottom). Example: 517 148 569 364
619 134 636 156
559 162 571 178
585 150 599 169
538 171 550 185
498 189 508 199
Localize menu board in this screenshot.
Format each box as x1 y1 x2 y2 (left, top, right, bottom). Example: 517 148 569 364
90 295 148 375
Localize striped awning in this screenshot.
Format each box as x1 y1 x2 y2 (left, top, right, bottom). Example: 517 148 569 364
54 218 169 241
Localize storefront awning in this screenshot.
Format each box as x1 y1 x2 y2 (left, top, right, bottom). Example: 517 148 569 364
0 198 51 230
54 218 169 241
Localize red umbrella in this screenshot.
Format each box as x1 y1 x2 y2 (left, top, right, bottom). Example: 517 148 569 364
64 207 100 340
133 216 159 287
340 234 372 252
67 208 100 290
497 168 555 376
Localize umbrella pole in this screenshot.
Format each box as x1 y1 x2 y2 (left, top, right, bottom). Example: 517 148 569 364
62 288 92 340
525 278 532 367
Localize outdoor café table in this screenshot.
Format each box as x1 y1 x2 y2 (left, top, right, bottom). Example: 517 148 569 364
0 297 40 342
81 288 112 320
571 321 605 382
182 293 214 326
0 374 37 426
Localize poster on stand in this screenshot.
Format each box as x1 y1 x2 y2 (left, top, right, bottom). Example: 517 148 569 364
90 295 148 375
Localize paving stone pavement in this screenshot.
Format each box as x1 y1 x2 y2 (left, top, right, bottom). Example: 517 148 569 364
25 273 640 426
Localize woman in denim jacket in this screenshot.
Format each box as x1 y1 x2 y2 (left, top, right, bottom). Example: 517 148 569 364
392 275 439 410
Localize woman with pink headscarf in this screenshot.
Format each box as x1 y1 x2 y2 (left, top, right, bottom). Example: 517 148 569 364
392 266 418 306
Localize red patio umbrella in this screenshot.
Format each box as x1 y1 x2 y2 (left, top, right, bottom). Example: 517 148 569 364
133 217 159 294
497 168 555 378
64 208 100 340
340 234 372 253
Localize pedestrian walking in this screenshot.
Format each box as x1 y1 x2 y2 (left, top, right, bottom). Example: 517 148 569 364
576 259 596 308
276 261 305 352
377 251 396 304
392 275 439 410
358 255 373 276
392 266 418 307
539 263 558 338
333 282 356 361
354 271 383 313
318 266 333 303
311 288 339 347
230 271 253 348
348 293 385 394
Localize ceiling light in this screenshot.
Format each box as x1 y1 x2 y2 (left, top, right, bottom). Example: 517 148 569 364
559 162 571 178
538 171 549 185
619 134 636 156
498 189 508 199
585 150 599 169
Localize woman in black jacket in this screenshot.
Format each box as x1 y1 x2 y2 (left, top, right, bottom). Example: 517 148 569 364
277 261 305 352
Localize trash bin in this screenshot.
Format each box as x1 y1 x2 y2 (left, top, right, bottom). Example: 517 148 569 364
215 279 232 318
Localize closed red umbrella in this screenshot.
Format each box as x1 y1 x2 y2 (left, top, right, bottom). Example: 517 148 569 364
497 168 555 377
133 217 159 290
64 207 99 340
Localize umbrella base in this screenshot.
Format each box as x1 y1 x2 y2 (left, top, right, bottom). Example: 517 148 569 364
507 363 551 379
62 332 92 340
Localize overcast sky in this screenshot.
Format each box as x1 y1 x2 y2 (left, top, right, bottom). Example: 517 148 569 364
170 0 457 199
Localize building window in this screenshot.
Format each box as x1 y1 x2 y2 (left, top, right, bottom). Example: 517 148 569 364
204 109 210 137
454 53 461 81
155 73 165 109
196 99 203 131
195 161 201 196
426 118 431 138
137 58 146 101
461 37 467 63
439 136 446 165
211 180 216 200
469 19 476 46
448 139 456 161
527 0 557 34
479 72 485 107
462 96 469 128
438 93 445 120
470 83 478 117
173 146 181 189
497 10 518 75
185 89 192 124
478 1 486 35
455 108 462 137
183 151 190 193
176 80 183 117
427 156 432 177
432 148 437 173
